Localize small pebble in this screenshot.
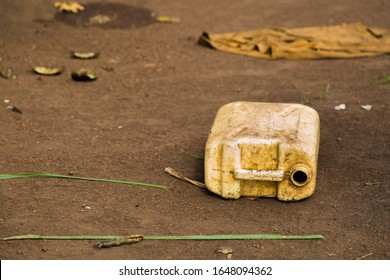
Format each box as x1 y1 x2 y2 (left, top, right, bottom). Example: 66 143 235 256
334 104 346 110
81 203 91 210
361 105 372 111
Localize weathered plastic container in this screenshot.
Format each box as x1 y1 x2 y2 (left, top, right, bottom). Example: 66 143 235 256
205 102 320 201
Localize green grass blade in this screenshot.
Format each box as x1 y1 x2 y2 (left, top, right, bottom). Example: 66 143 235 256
374 76 390 84
1 233 324 241
0 174 41 179
0 173 168 189
143 234 324 240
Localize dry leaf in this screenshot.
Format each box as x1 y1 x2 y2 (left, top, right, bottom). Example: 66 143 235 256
33 66 63 75
72 52 100 59
71 69 97 81
215 246 234 254
165 167 206 188
54 2 85 13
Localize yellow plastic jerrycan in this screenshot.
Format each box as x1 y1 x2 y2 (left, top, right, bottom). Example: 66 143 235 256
204 102 320 201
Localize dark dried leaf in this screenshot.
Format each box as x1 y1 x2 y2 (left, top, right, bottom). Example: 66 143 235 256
71 69 97 81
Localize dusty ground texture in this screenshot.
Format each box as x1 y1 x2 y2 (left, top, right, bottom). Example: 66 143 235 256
0 0 389 260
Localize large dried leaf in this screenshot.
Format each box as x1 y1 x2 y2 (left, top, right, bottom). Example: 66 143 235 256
199 22 390 60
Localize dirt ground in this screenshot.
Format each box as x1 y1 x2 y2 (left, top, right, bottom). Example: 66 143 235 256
0 0 389 260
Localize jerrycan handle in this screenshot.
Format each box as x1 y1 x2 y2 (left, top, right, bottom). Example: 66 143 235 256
234 168 284 181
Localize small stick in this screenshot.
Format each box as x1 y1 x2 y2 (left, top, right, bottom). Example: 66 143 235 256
355 252 373 260
165 167 206 188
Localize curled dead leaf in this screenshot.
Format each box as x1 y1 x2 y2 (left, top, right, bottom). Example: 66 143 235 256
55 2 85 13
215 246 234 254
7 106 22 114
71 69 97 81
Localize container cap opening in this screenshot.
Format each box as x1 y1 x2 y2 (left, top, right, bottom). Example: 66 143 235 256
290 165 311 187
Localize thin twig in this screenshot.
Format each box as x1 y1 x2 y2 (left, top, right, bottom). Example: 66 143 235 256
165 167 206 188
355 252 373 260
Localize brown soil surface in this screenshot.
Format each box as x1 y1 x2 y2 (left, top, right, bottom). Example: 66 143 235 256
0 0 389 260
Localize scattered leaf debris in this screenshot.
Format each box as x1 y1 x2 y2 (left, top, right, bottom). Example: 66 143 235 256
71 69 97 81
55 2 85 13
33 66 64 76
155 16 180 23
215 246 234 259
72 51 99 59
1 68 16 79
54 3 155 29
215 246 234 254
